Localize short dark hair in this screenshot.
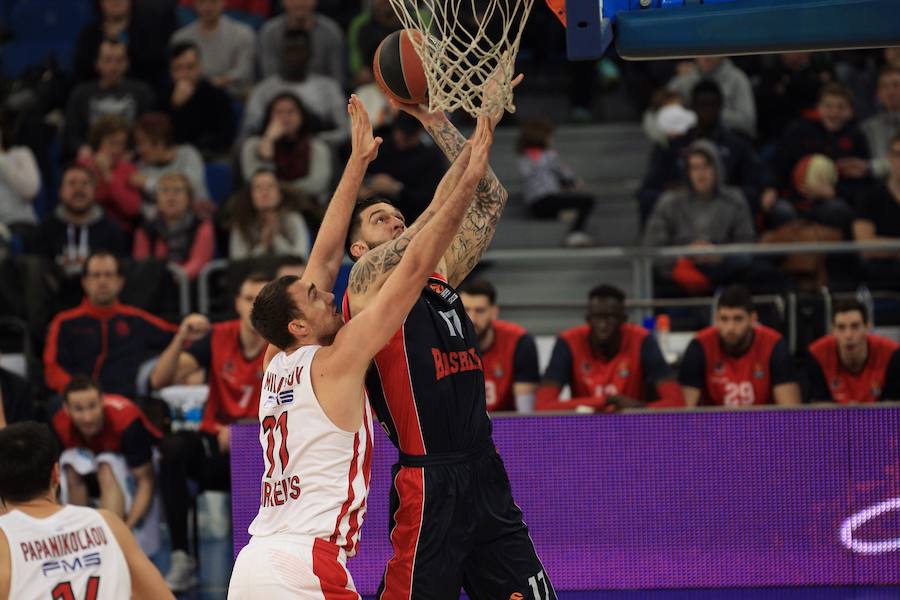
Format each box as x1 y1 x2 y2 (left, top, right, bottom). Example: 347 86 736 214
250 276 303 349
819 82 854 105
97 37 126 58
879 65 900 82
0 422 60 503
134 112 174 148
345 196 396 259
63 376 102 403
83 251 122 277
61 162 96 184
516 118 554 153
691 79 723 104
889 131 900 150
833 298 869 324
242 271 272 288
458 278 497 304
87 114 131 151
169 40 200 63
716 284 754 314
588 284 625 305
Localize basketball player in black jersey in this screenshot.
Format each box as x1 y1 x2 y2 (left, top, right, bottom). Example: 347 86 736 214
342 81 556 600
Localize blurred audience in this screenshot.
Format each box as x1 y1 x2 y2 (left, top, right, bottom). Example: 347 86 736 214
861 66 900 180
162 42 237 156
348 0 402 85
133 172 216 280
0 365 32 428
242 28 348 146
0 111 40 241
754 52 833 145
64 39 155 159
643 141 756 295
227 169 313 259
787 153 855 234
517 117 595 247
171 0 256 98
274 254 307 278
77 115 142 232
363 112 447 223
536 285 683 411
853 133 900 290
133 112 210 207
43 252 177 399
240 93 333 202
668 56 757 138
259 0 347 86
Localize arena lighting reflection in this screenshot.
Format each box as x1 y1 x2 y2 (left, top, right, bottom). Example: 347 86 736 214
840 497 900 555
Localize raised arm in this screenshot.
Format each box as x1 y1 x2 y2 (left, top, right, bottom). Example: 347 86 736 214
346 138 473 313
302 95 382 293
334 117 493 370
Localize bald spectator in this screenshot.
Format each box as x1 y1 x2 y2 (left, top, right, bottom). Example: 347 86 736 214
171 0 256 98
259 0 346 86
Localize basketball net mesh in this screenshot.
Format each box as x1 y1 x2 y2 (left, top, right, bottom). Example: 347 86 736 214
387 0 534 116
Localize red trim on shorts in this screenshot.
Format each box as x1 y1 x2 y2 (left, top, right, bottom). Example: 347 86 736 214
312 538 359 600
344 409 374 554
329 432 361 545
379 467 425 600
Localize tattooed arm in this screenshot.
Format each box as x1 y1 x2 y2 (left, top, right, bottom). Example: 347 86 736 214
346 142 473 315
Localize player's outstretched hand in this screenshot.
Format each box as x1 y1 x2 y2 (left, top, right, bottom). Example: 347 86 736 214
178 313 211 343
465 115 494 183
348 94 382 163
388 97 445 129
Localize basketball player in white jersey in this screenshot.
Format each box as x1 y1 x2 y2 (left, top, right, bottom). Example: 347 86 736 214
0 422 173 600
227 110 495 599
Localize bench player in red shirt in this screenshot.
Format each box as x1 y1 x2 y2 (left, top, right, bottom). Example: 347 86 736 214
679 285 801 407
50 377 161 552
459 278 540 412
806 298 900 403
149 272 270 590
537 285 683 411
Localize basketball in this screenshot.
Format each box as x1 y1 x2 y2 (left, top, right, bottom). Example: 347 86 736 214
373 29 428 105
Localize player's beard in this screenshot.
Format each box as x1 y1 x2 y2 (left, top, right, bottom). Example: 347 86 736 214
722 329 753 355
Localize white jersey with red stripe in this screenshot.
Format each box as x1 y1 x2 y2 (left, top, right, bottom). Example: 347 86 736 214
248 344 373 557
0 505 130 600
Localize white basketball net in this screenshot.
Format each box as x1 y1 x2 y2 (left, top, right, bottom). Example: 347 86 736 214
387 0 534 116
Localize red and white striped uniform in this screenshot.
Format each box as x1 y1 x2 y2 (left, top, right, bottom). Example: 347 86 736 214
229 345 373 600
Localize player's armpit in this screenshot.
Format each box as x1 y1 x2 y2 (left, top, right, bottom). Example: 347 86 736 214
772 382 802 406
97 509 174 600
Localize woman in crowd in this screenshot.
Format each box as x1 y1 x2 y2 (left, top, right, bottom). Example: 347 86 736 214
240 93 332 204
133 172 215 280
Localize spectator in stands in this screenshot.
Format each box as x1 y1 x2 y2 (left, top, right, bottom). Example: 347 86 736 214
132 112 211 206
362 111 447 223
459 278 539 412
64 39 155 159
806 299 900 402
177 0 270 18
755 52 833 145
77 115 142 232
0 110 40 241
259 0 346 86
242 29 348 146
73 0 176 86
0 364 32 428
275 254 307 278
679 285 801 407
643 140 756 295
162 41 237 157
43 252 177 399
227 169 312 259
641 88 695 144
348 0 402 85
517 117 595 247
150 273 269 591
32 165 128 284
51 377 160 535
773 82 871 207
668 56 756 138
240 93 333 203
788 153 855 234
133 173 215 280
170 0 256 98
861 66 900 180
536 285 683 411
637 80 776 226
853 133 900 290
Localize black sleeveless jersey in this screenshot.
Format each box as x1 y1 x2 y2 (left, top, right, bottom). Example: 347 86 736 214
343 274 493 455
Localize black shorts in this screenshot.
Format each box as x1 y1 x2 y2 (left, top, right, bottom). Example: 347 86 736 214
376 446 556 600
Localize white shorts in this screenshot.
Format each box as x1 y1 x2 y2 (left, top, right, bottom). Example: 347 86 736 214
228 536 360 600
58 448 162 557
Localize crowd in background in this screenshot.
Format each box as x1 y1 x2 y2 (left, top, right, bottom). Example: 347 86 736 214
1 0 900 592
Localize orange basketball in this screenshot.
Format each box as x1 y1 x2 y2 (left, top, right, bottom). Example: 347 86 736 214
373 29 428 105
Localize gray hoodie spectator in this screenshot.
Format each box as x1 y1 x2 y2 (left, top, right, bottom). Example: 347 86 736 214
861 66 900 179
669 57 756 139
644 139 756 277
